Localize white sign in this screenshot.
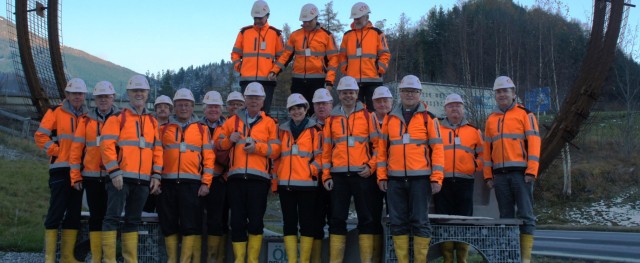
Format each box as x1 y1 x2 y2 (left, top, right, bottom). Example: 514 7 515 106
267 241 289 263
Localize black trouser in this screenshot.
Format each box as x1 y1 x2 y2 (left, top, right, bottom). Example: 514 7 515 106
240 80 276 114
84 178 108 231
368 175 385 235
157 181 203 236
279 187 317 237
329 173 379 235
357 82 383 112
204 176 229 236
44 168 82 230
313 183 331 239
227 177 270 242
291 77 325 117
434 177 475 216
103 180 150 232
142 193 157 213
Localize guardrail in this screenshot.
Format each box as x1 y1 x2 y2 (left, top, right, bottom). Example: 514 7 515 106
0 109 40 138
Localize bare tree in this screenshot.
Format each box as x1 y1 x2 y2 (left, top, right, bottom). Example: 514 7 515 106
614 23 640 158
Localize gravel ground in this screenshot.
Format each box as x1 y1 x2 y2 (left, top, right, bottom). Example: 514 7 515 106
0 251 43 263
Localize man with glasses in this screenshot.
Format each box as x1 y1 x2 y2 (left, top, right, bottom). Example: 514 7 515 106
377 75 444 263
231 0 284 114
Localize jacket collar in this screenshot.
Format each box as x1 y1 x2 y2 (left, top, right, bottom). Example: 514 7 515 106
253 22 271 32
199 115 227 128
123 103 149 115
168 114 200 126
329 101 366 117
87 105 120 121
440 117 468 129
492 101 517 114
389 102 427 124
237 108 264 125
279 117 317 132
350 21 373 31
60 99 88 116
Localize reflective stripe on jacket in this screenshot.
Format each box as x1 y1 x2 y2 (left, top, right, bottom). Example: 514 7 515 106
338 21 391 83
274 118 323 190
35 100 88 170
377 102 445 184
439 118 483 180
69 106 119 185
271 26 339 85
483 103 541 179
100 105 163 183
200 117 228 178
231 22 284 81
160 115 215 187
218 109 281 180
322 102 378 182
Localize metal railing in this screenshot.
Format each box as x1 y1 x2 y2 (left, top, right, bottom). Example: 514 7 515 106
0 108 39 138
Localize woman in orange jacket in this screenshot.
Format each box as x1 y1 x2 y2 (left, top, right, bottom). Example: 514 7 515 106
274 94 323 263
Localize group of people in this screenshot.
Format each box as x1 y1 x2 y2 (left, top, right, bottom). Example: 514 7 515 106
35 1 540 263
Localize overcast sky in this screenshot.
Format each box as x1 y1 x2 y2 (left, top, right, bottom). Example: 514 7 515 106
2 0 638 74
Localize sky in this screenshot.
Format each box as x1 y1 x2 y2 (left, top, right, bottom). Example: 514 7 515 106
2 0 639 74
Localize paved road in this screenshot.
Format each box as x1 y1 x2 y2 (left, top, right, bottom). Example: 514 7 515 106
534 230 640 262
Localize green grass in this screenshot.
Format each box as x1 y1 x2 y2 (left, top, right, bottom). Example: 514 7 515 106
0 158 49 251
0 132 46 160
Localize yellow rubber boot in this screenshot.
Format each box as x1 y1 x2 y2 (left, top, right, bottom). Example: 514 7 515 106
299 236 314 263
310 239 322 263
206 235 221 262
441 241 454 263
329 234 346 263
413 237 431 263
164 235 178 263
359 234 374 263
44 229 58 263
89 231 103 263
520 234 534 263
247 234 263 263
216 234 227 262
192 236 202 263
180 235 195 263
121 231 139 263
102 231 117 263
391 235 409 263
232 241 247 263
61 229 81 263
455 242 469 263
283 235 298 263
372 234 382 263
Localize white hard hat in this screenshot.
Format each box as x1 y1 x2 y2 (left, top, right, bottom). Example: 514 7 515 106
227 91 246 102
372 86 392 99
126 75 150 90
312 88 333 103
493 76 515 90
65 78 88 93
173 88 195 102
336 76 359 91
154 95 173 107
203 91 224 105
286 93 309 109
398 75 422 90
93 81 116 96
251 0 270 18
350 2 371 19
299 3 319 21
444 93 464 106
244 82 266 96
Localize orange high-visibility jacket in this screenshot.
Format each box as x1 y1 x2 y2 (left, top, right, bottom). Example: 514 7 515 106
35 100 88 171
231 22 284 82
338 21 391 83
160 115 215 187
217 109 281 180
69 106 120 185
100 105 163 183
377 103 445 184
274 118 323 190
322 102 378 182
271 25 339 85
200 116 229 179
483 103 541 179
439 118 484 180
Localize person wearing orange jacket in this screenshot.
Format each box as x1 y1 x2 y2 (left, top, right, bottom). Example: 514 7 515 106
217 82 281 263
200 90 230 262
226 91 246 116
157 88 214 263
377 75 444 263
231 0 284 114
100 74 163 263
268 3 339 117
274 93 323 263
69 81 119 263
154 95 173 125
484 76 540 263
434 93 484 263
35 78 89 263
338 2 391 112
321 76 379 263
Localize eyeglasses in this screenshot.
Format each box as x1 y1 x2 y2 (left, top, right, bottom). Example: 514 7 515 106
174 103 194 109
400 89 421 94
228 102 244 107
